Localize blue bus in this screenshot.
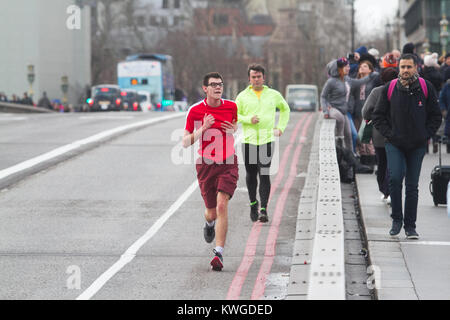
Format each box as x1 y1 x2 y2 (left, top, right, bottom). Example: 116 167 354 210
117 54 175 110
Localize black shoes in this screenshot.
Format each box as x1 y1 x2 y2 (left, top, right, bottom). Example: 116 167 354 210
210 249 223 271
259 208 269 223
389 221 403 236
203 222 215 243
250 201 259 222
405 229 420 240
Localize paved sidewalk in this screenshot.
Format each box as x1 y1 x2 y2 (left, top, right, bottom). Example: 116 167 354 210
356 150 450 300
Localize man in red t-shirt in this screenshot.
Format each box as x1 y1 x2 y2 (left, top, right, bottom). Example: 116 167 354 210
183 72 238 271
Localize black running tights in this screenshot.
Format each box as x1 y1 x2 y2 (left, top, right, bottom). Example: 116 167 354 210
243 142 274 209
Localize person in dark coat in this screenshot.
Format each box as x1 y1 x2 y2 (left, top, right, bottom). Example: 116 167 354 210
38 92 53 110
372 54 442 240
421 53 444 153
361 67 399 204
439 79 450 153
421 53 443 93
440 53 450 78
21 92 33 106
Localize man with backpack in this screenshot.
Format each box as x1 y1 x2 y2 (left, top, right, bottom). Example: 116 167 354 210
372 53 442 239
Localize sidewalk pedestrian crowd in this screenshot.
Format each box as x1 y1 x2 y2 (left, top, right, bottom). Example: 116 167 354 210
0 90 72 112
321 42 448 240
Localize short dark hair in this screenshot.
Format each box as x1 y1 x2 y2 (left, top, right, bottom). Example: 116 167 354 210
247 64 265 77
399 53 417 65
381 67 399 84
203 72 223 86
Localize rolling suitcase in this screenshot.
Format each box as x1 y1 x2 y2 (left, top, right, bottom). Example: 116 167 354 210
430 137 450 206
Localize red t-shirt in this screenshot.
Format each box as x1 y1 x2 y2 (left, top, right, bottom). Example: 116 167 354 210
185 98 238 163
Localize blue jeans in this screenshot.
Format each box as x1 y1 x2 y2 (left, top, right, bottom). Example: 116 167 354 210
347 112 357 153
385 143 426 230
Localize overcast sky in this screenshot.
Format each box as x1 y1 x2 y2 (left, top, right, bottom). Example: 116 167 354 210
355 0 399 37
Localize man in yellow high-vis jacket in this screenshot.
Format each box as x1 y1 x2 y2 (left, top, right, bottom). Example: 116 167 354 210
236 64 290 223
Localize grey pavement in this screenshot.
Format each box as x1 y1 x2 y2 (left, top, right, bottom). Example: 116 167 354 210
356 148 450 300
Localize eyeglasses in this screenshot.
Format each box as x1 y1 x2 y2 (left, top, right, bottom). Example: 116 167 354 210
207 82 224 88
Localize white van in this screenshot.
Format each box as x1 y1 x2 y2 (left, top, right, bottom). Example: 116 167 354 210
285 84 319 112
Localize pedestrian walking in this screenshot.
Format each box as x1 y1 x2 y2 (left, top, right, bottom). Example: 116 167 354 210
421 53 444 93
0 92 7 102
421 53 444 153
372 54 442 239
440 53 450 78
183 72 238 271
235 64 290 223
21 92 33 106
362 67 399 204
439 78 450 153
37 91 53 110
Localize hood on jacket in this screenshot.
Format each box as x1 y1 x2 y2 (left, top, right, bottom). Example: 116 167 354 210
327 60 340 78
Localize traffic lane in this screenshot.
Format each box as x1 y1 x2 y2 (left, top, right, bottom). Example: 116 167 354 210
400 153 450 300
0 112 177 170
91 112 315 300
0 116 196 299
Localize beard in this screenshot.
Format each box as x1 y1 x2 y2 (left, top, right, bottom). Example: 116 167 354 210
399 72 418 87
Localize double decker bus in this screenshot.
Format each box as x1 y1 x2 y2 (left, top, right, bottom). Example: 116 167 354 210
117 54 175 110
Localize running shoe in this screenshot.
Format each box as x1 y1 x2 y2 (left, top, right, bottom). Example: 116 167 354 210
250 201 259 222
259 208 269 223
203 222 215 244
210 249 223 271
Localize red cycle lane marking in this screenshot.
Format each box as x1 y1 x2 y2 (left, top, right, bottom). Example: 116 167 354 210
226 112 312 300
251 113 314 300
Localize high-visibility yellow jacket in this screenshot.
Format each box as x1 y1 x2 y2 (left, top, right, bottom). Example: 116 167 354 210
236 85 290 145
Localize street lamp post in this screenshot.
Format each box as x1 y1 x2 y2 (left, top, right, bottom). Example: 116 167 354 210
385 23 392 53
61 76 69 109
27 65 35 99
423 38 431 54
441 0 449 56
345 0 355 51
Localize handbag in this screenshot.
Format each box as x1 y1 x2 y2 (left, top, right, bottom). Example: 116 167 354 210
358 120 373 144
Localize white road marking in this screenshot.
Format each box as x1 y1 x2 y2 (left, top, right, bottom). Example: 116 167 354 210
79 115 135 120
77 132 243 300
400 241 450 246
0 116 27 121
0 113 185 182
76 180 199 300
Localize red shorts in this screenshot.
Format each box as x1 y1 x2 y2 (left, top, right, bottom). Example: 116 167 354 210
196 155 239 209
